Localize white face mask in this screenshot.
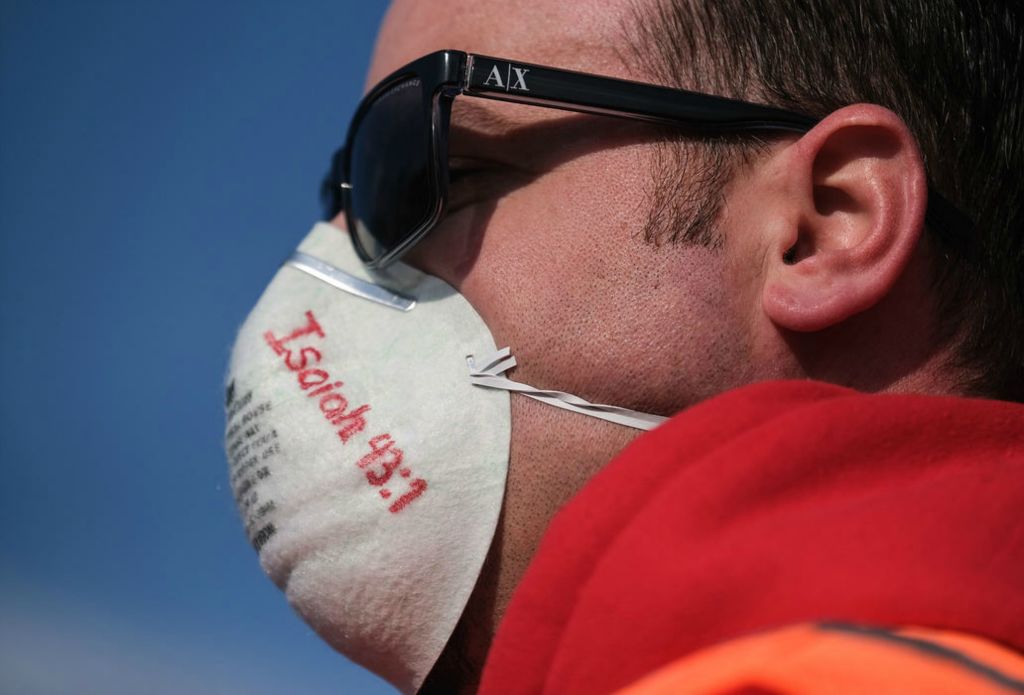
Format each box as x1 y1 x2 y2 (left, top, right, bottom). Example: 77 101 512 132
225 222 663 693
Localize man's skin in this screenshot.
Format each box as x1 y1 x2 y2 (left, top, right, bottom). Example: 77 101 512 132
336 0 964 688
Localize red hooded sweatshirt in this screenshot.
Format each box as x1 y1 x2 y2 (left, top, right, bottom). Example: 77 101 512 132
478 381 1024 693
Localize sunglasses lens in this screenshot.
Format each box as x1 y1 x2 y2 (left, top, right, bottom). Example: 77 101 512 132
348 77 434 264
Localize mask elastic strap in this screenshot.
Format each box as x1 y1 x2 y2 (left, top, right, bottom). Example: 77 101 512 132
468 348 668 431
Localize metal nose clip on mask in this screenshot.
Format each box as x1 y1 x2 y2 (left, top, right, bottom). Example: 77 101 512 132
224 222 664 693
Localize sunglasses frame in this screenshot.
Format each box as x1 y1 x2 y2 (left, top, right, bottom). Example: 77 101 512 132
332 49 970 268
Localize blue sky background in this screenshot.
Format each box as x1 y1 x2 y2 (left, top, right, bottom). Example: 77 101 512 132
0 1 396 692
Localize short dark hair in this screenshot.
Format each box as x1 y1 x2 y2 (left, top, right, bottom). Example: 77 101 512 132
628 0 1023 400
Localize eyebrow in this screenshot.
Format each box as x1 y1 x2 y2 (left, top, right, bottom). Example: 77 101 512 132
450 99 530 136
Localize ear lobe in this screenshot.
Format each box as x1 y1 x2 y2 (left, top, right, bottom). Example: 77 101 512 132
762 104 928 333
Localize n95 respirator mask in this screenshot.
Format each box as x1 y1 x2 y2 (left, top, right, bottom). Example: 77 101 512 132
224 222 664 693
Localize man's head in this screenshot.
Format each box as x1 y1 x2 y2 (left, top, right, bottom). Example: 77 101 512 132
346 0 1022 689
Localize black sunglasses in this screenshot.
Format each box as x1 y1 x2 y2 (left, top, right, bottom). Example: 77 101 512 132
324 49 971 269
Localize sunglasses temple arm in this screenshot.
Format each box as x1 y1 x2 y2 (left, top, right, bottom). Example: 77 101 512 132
462 53 816 133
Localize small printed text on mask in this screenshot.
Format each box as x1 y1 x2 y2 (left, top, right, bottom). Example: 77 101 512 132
225 387 279 551
263 310 428 513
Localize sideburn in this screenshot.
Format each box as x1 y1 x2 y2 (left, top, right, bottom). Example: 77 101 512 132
641 133 757 250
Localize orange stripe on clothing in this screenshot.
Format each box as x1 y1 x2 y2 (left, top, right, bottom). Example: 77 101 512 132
615 623 1024 695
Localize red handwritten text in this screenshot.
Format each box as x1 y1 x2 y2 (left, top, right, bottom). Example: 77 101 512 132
263 310 427 513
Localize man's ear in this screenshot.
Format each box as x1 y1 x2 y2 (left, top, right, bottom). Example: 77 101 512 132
762 104 928 332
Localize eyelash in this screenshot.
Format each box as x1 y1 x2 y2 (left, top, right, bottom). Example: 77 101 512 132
448 158 495 182
448 166 480 185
